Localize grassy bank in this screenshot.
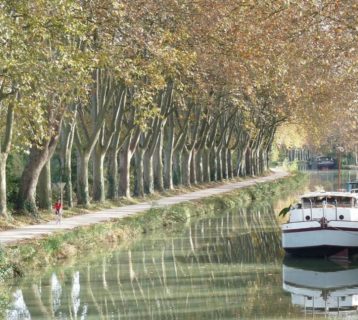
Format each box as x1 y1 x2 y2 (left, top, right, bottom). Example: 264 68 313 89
0 173 276 232
0 172 307 284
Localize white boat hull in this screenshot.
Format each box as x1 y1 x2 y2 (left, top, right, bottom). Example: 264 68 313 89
282 220 358 256
283 264 358 311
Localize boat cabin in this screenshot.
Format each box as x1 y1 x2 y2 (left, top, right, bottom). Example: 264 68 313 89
301 194 357 208
289 192 358 223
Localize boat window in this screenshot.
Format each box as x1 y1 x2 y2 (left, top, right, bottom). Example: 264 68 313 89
335 197 353 207
302 198 312 208
325 196 336 206
302 196 354 208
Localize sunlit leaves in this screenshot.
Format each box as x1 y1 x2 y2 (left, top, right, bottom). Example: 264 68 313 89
1 0 357 154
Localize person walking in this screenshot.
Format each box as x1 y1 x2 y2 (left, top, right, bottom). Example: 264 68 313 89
53 199 62 224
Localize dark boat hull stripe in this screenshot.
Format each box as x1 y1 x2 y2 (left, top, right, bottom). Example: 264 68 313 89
284 245 358 257
283 227 358 233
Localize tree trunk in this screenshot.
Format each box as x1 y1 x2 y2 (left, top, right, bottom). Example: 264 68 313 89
37 161 52 210
0 154 8 217
107 148 119 199
173 149 182 186
63 152 73 208
143 151 154 194
237 144 249 177
227 149 234 179
196 148 204 183
182 148 191 187
92 147 105 202
0 103 14 217
18 151 47 213
118 146 132 198
202 148 210 182
261 150 268 172
134 148 144 197
153 130 164 192
210 146 218 181
76 151 90 206
18 136 59 214
222 148 228 179
59 118 76 208
216 148 223 181
238 147 246 177
253 148 259 176
190 149 197 185
245 148 253 176
163 115 174 190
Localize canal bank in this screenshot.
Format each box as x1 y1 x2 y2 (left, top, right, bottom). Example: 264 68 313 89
0 170 306 283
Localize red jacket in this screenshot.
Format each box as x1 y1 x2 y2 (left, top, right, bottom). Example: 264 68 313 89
54 202 62 210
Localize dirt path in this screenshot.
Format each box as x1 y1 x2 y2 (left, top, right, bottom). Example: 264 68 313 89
0 169 288 245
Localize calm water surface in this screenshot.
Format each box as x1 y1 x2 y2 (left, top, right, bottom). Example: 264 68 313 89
4 170 358 319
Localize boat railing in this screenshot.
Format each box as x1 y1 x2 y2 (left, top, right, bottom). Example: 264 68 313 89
301 199 313 221
303 199 313 221
335 203 338 220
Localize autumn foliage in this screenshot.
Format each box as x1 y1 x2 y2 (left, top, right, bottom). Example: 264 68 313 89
0 0 357 215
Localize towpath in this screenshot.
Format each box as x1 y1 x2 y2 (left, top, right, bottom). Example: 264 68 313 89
0 169 288 246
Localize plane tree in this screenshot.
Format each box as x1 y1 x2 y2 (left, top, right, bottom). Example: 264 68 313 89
0 0 91 214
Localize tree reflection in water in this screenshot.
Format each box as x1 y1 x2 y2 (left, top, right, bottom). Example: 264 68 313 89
5 201 303 320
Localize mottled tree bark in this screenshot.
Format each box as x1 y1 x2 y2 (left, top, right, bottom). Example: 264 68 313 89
118 128 140 198
173 149 183 186
143 150 155 194
163 113 174 189
37 161 52 210
238 148 247 177
0 103 14 217
202 148 210 182
221 148 228 179
75 69 116 206
216 147 223 181
92 146 106 202
196 148 204 183
0 154 8 217
134 148 144 197
142 83 173 194
153 129 164 192
93 86 126 202
182 147 191 187
60 117 76 208
227 149 234 179
107 147 119 199
259 149 266 173
76 151 90 206
245 148 253 176
118 144 132 198
210 146 218 181
135 131 152 196
18 135 60 213
237 139 250 177
190 149 197 185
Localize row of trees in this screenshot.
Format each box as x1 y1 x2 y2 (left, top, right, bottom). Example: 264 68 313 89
0 1 357 216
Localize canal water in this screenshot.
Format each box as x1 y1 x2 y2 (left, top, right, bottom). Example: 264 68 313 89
3 170 358 319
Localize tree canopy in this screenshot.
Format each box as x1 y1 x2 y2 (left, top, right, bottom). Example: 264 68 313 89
0 0 357 215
